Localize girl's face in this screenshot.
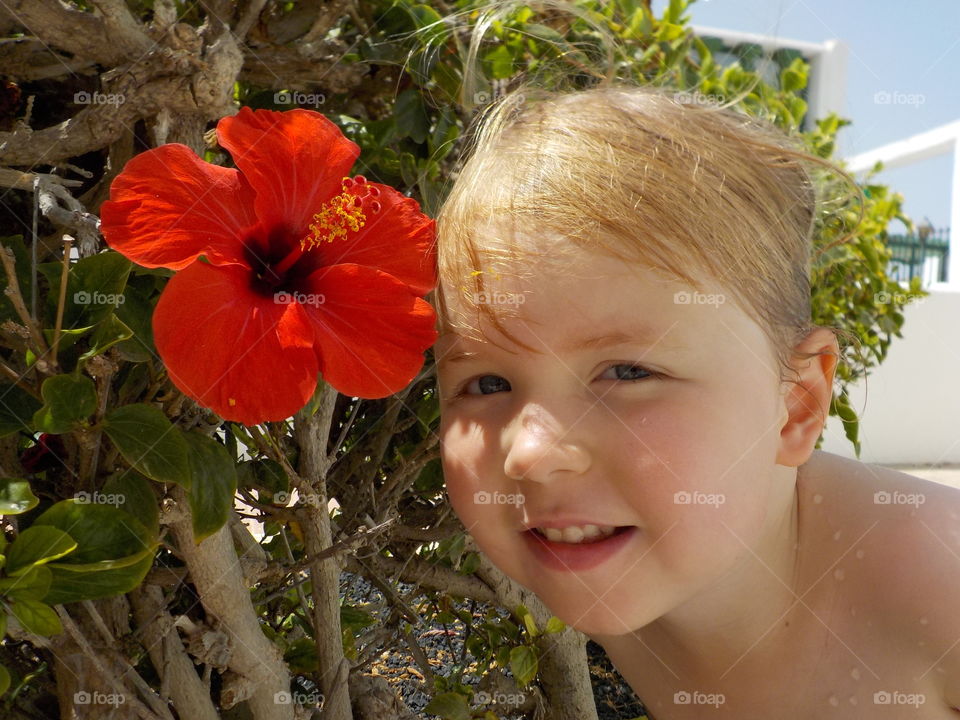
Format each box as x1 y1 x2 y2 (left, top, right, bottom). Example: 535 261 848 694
436 244 795 636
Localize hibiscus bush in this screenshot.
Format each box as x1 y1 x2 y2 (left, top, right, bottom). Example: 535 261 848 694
0 1 917 719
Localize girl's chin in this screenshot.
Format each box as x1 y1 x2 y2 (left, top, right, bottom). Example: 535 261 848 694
528 590 655 637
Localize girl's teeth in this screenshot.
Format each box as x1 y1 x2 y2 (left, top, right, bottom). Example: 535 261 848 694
538 525 617 544
543 528 564 542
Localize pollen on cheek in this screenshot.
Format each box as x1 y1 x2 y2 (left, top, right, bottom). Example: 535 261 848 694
300 175 383 251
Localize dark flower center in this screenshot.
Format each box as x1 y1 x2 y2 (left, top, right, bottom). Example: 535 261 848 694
247 175 382 299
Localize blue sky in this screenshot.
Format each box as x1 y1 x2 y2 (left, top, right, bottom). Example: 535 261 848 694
686 0 960 230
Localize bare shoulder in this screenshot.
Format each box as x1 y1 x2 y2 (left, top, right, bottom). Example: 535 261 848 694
797 450 960 706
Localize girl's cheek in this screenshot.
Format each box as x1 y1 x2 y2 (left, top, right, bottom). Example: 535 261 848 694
440 429 490 522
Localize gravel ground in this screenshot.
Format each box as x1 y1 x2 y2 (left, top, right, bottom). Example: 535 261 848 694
340 571 648 719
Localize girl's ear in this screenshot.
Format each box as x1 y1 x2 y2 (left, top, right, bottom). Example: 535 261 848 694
776 327 840 467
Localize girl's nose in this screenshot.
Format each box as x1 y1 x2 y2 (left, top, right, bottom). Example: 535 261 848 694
503 404 591 483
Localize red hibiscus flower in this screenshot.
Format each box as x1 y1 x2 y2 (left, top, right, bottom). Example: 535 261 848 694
100 107 437 425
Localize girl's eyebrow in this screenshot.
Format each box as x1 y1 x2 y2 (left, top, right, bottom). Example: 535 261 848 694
437 349 479 365
437 325 681 366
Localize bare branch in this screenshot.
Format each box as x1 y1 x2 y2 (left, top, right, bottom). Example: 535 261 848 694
345 552 498 605
0 241 49 358
0 26 242 166
0 168 83 190
54 605 171 720
78 599 178 720
166 486 295 719
234 0 269 40
88 0 154 57
130 585 220 720
1 0 130 67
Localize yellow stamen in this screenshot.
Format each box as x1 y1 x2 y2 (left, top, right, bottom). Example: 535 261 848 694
301 178 367 251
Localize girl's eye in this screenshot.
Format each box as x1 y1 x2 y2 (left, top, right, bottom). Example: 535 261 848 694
455 364 653 397
599 363 653 381
461 375 511 396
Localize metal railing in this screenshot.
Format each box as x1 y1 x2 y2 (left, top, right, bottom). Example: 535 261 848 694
885 228 950 284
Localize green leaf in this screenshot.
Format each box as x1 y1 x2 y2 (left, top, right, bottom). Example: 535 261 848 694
399 152 420 189
237 459 288 497
42 545 155 604
103 404 191 487
424 692 471 720
32 374 97 434
0 384 42 438
0 479 39 515
31 500 156 603
5 526 77 575
10 598 61 636
33 500 153 565
114 282 156 362
458 551 480 575
445 533 465 563
666 0 685 23
44 544 156 605
102 471 159 537
544 616 566 634
182 431 237 543
408 3 448 46
0 663 9 695
524 22 565 44
517 604 538 637
428 107 459 162
80 313 134 361
340 604 377 630
393 89 431 144
55 251 132 326
509 645 538 687
283 637 319 674
483 44 515 79
0 564 52 601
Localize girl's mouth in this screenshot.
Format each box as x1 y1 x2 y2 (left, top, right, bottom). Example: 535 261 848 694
523 525 638 572
532 524 625 544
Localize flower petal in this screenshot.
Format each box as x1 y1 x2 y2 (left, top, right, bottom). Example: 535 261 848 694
100 144 258 270
152 262 319 425
216 107 360 239
299 264 438 398
296 183 437 296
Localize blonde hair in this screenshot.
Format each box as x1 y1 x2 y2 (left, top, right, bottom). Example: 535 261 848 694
435 81 856 384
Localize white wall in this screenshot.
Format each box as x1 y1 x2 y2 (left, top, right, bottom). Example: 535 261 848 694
820 285 960 464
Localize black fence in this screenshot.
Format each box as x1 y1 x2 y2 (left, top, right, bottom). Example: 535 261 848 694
886 228 950 284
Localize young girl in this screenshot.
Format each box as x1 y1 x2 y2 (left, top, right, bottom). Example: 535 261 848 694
432 83 960 718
